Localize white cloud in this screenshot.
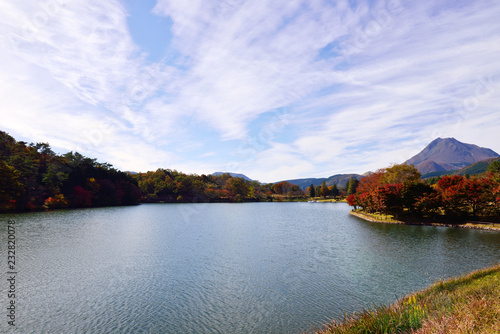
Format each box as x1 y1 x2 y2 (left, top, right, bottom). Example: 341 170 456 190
0 0 181 164
1 0 500 181
152 0 359 140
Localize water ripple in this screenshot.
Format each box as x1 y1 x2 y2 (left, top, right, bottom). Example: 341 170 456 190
1 204 499 333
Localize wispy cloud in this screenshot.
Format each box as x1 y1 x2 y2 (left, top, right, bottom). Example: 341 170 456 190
1 0 499 182
242 0 500 181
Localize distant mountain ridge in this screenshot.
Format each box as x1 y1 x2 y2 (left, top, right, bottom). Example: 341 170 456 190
422 156 500 179
214 138 498 186
212 172 252 181
405 138 499 174
279 174 363 190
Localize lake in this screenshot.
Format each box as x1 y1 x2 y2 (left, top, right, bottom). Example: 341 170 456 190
1 202 499 333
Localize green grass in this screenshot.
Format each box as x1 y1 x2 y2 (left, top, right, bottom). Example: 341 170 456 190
314 263 500 334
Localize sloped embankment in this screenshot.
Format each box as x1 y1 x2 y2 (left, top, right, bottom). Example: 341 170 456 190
314 263 500 333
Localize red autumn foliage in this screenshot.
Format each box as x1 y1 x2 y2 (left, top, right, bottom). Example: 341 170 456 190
349 167 500 218
346 194 356 207
71 186 93 207
356 171 385 194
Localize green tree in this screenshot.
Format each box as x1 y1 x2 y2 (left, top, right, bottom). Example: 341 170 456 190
347 177 359 195
329 184 339 197
0 160 23 210
488 160 500 181
287 184 304 198
42 160 69 192
319 180 329 197
488 160 500 172
383 163 421 185
225 177 250 200
308 184 316 198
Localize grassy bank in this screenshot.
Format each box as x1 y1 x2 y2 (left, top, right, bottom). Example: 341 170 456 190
350 210 402 223
350 210 500 231
314 263 500 334
308 197 347 203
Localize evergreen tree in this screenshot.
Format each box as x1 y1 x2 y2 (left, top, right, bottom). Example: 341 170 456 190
344 180 350 192
308 184 316 198
347 177 359 195
319 180 329 197
329 184 339 197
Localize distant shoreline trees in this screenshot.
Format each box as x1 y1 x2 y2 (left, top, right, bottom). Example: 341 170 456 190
0 131 306 212
306 181 343 199
307 184 316 198
132 172 305 203
7 129 496 216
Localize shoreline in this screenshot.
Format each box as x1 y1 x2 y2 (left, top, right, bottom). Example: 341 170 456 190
350 210 500 231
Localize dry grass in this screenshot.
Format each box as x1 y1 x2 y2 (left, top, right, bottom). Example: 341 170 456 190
352 210 500 231
314 264 500 334
309 197 347 203
351 210 402 223
463 223 500 230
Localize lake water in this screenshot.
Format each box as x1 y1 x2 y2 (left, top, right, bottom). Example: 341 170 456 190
1 202 499 333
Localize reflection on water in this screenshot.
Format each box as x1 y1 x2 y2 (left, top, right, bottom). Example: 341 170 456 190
0 203 499 333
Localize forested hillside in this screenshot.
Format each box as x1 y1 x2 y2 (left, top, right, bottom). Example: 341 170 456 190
0 131 140 211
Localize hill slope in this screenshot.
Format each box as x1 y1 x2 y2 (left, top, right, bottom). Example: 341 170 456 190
280 174 363 190
212 172 252 181
456 156 500 176
406 138 499 174
422 156 500 179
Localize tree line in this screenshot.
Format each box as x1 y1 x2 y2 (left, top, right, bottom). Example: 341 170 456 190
0 131 141 211
8 129 495 217
131 170 305 203
347 163 500 219
306 178 358 198
0 131 310 212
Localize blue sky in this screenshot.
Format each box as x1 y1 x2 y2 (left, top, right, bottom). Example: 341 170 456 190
1 0 499 182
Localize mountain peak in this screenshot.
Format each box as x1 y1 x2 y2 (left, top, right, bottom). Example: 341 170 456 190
428 137 459 146
406 138 498 174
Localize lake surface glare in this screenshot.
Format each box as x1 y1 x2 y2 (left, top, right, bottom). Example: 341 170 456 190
1 202 499 333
